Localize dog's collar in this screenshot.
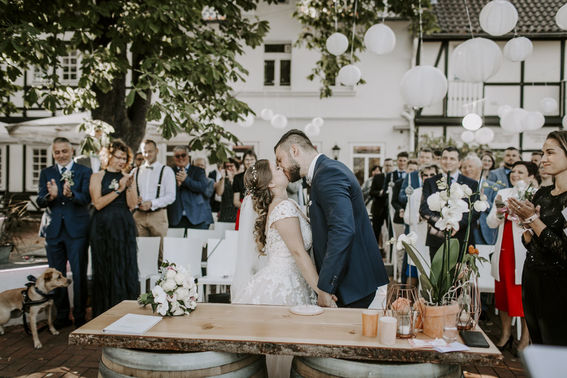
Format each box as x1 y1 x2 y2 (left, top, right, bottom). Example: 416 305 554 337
32 286 54 299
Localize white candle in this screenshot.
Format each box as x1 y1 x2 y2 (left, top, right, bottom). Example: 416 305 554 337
379 316 397 345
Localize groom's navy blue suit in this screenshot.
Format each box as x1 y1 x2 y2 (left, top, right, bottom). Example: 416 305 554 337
309 155 389 307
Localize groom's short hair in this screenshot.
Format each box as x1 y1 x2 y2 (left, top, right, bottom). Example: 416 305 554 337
274 129 316 153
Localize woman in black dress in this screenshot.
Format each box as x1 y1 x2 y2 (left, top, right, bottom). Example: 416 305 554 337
216 158 239 222
232 150 257 229
89 139 139 316
509 130 567 346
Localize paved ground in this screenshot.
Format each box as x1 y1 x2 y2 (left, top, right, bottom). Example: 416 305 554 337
0 311 526 378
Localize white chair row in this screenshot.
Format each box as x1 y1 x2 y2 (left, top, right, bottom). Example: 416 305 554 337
165 222 235 239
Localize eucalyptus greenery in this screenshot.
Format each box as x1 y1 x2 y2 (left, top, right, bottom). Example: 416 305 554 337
293 0 438 98
0 0 278 162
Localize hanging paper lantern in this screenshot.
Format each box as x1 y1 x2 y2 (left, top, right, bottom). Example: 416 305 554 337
400 65 448 108
462 113 483 131
364 24 396 55
475 127 495 144
522 111 545 131
237 113 255 128
260 108 274 121
500 107 527 134
452 38 502 82
479 0 518 36
497 104 513 119
312 117 324 128
271 114 288 129
461 130 475 143
539 97 558 115
337 64 362 86
304 123 320 137
326 33 349 56
556 3 567 30
503 37 533 62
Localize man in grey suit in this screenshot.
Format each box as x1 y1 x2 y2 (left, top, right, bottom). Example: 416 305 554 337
487 147 520 188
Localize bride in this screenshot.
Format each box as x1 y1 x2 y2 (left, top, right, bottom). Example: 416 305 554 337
231 159 334 306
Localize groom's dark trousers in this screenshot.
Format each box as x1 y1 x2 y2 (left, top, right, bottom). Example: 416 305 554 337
309 155 389 308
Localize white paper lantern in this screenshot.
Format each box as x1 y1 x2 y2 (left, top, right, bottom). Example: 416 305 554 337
475 127 495 144
400 65 448 108
364 24 396 55
304 123 320 137
503 37 533 62
326 32 349 56
337 64 362 86
462 113 483 131
260 108 274 121
522 111 545 131
556 3 567 30
452 38 502 82
500 107 527 134
479 0 518 36
237 113 255 128
497 104 513 119
312 117 324 128
271 114 288 129
461 130 475 143
563 115 567 128
539 97 558 115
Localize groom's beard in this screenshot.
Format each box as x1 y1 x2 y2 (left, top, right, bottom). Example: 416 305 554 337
286 162 302 183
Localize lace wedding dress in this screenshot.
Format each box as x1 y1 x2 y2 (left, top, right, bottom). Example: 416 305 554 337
233 199 317 306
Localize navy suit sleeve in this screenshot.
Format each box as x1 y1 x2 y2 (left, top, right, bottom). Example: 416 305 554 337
37 169 51 208
70 167 92 206
181 167 209 193
398 175 410 205
419 177 439 227
315 167 355 294
203 178 214 199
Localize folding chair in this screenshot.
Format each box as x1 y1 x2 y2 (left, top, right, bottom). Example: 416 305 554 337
162 237 203 280
137 237 161 293
213 221 235 235
197 237 237 302
166 228 185 238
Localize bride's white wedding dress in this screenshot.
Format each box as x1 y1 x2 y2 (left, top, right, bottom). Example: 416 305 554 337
233 199 317 306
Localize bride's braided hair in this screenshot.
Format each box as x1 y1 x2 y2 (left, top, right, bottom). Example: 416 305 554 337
244 159 272 255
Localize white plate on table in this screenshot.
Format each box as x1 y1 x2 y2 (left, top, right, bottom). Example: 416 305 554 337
289 305 324 316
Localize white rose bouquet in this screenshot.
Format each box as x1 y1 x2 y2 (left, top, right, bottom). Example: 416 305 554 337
138 261 199 316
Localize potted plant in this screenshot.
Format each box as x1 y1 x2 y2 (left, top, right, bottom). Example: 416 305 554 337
394 175 489 338
0 199 27 264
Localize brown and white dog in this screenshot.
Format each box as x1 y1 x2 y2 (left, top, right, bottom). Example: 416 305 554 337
0 268 71 348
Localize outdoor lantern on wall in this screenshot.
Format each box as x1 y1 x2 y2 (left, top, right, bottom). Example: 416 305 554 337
522 111 545 131
500 107 527 134
462 113 483 131
364 23 396 55
326 32 349 56
331 144 341 160
338 64 362 86
556 3 567 30
503 37 533 62
475 127 495 144
460 130 475 143
400 65 448 108
260 108 274 121
451 38 502 83
271 114 288 129
479 0 518 36
539 97 558 115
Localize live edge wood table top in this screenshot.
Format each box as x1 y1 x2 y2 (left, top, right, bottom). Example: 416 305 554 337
69 301 503 366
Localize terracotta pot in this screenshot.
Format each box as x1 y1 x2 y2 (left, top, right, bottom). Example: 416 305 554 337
422 303 459 339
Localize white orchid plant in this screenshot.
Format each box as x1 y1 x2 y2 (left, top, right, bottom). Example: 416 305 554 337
396 176 489 306
138 261 199 316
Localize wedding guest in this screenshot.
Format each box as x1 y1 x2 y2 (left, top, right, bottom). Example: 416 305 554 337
539 163 553 187
399 148 434 208
488 147 521 188
433 149 442 164
487 161 538 353
133 152 144 168
132 140 176 261
37 137 92 328
384 152 409 240
511 131 567 346
481 152 496 180
369 167 387 246
531 151 543 167
233 150 257 229
383 158 395 174
89 140 139 316
216 159 239 222
420 146 479 259
362 165 381 205
208 162 224 214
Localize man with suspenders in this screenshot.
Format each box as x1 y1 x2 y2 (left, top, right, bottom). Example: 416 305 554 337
132 139 176 262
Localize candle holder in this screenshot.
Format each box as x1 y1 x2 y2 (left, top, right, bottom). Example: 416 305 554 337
386 283 417 339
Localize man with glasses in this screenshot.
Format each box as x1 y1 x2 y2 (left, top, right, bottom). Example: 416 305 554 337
167 147 214 232
132 140 176 261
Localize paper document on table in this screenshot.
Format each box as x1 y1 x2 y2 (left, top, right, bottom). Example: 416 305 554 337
434 342 470 353
409 338 447 349
103 313 162 335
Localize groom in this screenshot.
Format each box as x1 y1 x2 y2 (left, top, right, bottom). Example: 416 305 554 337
275 130 389 308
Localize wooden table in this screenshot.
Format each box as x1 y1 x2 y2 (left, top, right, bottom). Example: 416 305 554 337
69 301 503 366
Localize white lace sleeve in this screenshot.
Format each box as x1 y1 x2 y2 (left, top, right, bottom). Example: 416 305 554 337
269 200 299 227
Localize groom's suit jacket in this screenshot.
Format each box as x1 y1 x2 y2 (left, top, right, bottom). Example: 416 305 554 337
309 155 389 306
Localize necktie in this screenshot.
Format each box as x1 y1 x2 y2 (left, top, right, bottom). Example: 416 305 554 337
61 167 67 174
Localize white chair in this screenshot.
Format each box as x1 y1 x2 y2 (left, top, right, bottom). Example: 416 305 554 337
163 237 203 279
477 245 495 294
137 237 161 293
197 237 238 302
186 229 219 244
167 228 185 238
214 221 235 234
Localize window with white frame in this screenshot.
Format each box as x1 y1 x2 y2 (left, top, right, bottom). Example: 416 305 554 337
32 66 50 85
27 146 52 191
264 43 291 87
60 50 80 83
351 144 384 186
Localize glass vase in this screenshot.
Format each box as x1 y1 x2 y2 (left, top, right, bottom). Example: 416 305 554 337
386 283 417 338
456 274 481 330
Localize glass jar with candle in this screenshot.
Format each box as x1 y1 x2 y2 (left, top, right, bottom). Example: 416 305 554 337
386 284 417 338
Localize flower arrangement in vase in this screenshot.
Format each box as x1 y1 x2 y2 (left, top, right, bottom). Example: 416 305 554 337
395 175 489 338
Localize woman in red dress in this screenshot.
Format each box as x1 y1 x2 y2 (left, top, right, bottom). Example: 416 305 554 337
487 161 539 353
